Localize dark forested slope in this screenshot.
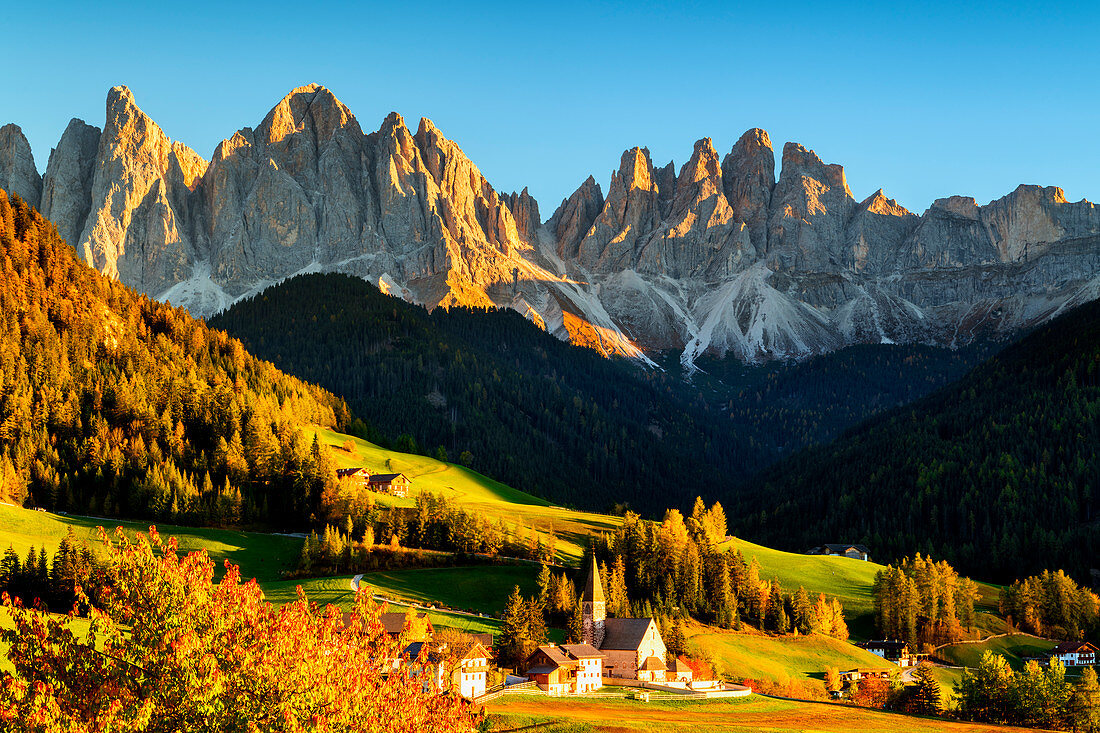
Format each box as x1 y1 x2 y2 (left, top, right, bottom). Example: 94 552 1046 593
737 297 1100 581
211 273 995 516
0 191 350 526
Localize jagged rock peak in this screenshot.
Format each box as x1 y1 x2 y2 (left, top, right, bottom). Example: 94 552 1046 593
721 128 775 251
780 141 852 197
549 174 604 260
678 138 722 184
258 83 359 146
505 187 541 244
40 118 101 247
860 188 912 217
0 123 42 208
617 146 656 191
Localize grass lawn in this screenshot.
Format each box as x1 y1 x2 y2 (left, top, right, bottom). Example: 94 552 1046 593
720 537 1003 640
937 634 1059 670
687 627 896 692
308 426 622 563
258 573 506 637
485 692 1040 732
0 504 302 583
355 565 540 615
722 537 883 623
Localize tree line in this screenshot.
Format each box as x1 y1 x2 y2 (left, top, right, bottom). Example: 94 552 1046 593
955 652 1100 730
738 295 1100 581
0 191 352 530
295 491 559 579
587 499 848 638
872 554 980 648
1000 570 1099 640
0 527 100 612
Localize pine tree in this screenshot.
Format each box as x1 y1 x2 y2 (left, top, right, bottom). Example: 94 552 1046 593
911 662 944 715
536 564 552 609
566 603 584 644
497 586 529 668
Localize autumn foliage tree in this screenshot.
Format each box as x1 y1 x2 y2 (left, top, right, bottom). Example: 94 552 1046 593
0 527 477 732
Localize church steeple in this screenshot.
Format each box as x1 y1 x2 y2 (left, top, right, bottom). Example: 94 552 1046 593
582 558 606 648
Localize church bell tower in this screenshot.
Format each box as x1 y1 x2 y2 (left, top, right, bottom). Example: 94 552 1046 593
582 558 606 648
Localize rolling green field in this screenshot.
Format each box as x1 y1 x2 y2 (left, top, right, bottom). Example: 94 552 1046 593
259 574 504 637
486 693 1039 732
0 504 301 582
308 426 622 563
357 565 539 614
723 536 1003 639
936 634 1059 670
687 627 896 691
264 565 539 617
723 537 884 619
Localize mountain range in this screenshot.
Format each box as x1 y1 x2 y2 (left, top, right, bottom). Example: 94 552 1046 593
3 84 1099 364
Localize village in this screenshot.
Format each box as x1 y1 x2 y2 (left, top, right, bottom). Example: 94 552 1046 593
379 559 751 703
335 466 1099 708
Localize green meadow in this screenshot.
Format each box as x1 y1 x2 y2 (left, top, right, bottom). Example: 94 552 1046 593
687 627 896 691
936 634 1059 670
307 426 622 563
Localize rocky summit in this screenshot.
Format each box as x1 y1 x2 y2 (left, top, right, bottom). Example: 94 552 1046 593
3 85 1099 364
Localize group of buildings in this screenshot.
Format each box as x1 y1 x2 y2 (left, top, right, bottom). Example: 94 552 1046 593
336 467 411 497
379 610 494 700
377 559 704 701
521 560 697 695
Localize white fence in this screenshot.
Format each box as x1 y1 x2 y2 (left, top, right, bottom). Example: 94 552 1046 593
475 678 750 703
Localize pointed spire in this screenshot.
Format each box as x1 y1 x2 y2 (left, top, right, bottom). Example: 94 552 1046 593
584 557 606 604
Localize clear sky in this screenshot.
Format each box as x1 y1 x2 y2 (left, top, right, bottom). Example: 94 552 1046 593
2 1 1097 216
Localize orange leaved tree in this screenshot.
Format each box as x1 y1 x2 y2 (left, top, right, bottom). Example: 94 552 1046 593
0 527 478 732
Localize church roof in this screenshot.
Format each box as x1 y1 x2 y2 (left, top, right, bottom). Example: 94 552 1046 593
584 558 606 604
639 655 666 672
600 618 656 651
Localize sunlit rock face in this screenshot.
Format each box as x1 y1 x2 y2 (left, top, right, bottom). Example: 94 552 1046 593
4 84 1100 364
0 123 42 208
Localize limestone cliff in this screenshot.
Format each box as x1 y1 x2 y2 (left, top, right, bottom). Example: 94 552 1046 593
5 84 1100 365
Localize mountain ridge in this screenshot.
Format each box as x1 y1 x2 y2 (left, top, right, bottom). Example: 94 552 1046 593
3 84 1099 365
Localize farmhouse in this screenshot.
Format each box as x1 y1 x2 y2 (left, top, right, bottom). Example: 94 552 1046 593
1045 641 1099 666
452 641 493 699
368 472 411 497
335 467 370 488
582 559 668 681
839 668 892 683
857 639 917 666
806 544 871 562
524 643 605 694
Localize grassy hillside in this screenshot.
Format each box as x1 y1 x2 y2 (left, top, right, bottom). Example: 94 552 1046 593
308 426 622 562
936 634 1059 670
486 693 1039 732
0 504 302 583
687 627 896 691
723 536 1002 638
262 566 539 617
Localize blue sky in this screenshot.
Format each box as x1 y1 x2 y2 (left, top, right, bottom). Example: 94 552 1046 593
2 1 1097 215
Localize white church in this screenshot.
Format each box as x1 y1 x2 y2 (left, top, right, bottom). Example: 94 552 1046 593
581 559 670 682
